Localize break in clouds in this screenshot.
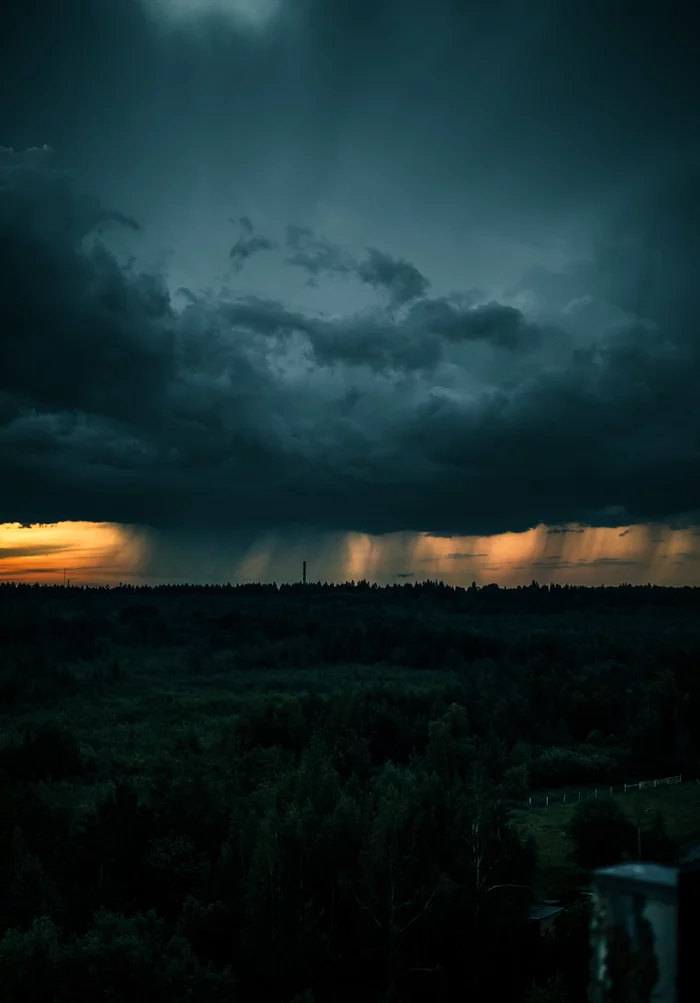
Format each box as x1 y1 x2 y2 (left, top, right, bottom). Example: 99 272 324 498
1 0 699 542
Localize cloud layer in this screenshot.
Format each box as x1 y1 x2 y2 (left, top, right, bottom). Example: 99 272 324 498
0 145 699 538
1 1 698 543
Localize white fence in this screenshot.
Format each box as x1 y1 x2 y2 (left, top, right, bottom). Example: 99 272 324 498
527 774 684 809
635 774 682 791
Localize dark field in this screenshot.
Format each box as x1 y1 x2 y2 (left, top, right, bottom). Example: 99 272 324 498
1 580 699 1003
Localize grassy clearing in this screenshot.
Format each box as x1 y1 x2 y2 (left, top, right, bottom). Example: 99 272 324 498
515 782 700 897
621 783 700 845
513 804 585 897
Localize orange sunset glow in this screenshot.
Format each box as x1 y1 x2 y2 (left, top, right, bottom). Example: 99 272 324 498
0 522 148 585
2 521 700 587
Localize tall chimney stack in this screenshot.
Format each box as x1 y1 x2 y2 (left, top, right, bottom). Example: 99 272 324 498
303 560 306 586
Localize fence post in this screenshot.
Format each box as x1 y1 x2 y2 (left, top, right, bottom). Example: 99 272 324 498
563 793 566 804
578 791 581 801
609 786 613 796
624 783 627 793
546 796 549 808
529 797 532 807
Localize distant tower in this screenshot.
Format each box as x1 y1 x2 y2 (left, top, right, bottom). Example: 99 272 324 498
303 561 306 586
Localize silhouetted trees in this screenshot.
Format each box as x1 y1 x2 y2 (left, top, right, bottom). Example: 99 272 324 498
0 582 698 1001
567 797 636 870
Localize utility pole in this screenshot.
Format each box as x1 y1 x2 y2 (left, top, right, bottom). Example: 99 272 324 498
302 561 306 586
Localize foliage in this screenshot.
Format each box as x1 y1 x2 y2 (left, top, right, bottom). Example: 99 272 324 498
503 763 531 800
0 911 238 1002
0 581 698 1001
0 723 85 783
638 810 678 865
530 747 617 788
566 797 636 870
525 972 570 1003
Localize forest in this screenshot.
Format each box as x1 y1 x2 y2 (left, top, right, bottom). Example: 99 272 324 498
1 578 699 1002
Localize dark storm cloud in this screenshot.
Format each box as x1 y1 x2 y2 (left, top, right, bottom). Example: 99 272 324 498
285 225 353 285
2 1 698 235
0 0 698 539
286 225 430 306
0 146 173 428
229 216 277 273
99 209 140 232
356 249 430 307
199 290 531 372
404 298 539 351
1 146 700 536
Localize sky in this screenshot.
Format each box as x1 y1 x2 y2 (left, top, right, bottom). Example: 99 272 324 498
1 0 699 586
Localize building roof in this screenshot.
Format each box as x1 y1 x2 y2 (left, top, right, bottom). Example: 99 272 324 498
529 904 565 922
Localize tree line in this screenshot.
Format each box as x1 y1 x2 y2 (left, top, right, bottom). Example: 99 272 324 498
0 584 698 1001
